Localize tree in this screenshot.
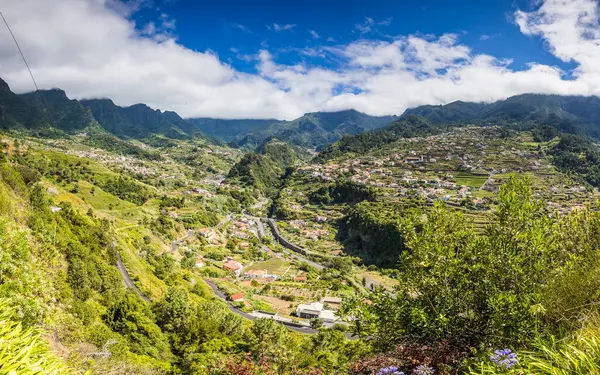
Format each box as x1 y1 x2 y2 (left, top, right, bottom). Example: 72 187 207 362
310 318 324 329
343 175 565 352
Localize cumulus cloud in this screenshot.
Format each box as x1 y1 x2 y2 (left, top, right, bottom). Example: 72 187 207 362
309 30 320 39
0 0 599 120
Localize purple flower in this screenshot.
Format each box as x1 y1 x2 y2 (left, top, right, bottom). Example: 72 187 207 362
377 366 404 375
413 365 435 375
490 348 518 369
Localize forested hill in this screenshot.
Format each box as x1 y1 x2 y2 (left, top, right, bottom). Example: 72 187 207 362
404 94 600 136
79 99 204 139
318 94 600 161
0 77 208 141
210 110 398 149
226 137 298 196
187 118 279 142
316 115 443 161
0 77 54 134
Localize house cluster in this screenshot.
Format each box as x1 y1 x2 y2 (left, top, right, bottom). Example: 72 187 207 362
184 187 215 197
294 126 569 204
300 228 330 241
199 227 219 244
66 149 160 177
222 257 243 276
296 296 343 323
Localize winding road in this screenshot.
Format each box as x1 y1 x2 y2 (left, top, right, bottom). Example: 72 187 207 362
202 278 320 335
256 214 390 292
112 243 151 303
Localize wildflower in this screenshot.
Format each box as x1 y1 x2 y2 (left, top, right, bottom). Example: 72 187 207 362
413 364 435 375
377 366 404 375
490 348 518 369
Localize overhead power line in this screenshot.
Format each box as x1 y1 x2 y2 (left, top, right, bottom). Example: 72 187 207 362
0 10 56 128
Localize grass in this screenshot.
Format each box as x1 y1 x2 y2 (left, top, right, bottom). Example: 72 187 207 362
246 295 276 313
455 172 489 188
243 258 290 275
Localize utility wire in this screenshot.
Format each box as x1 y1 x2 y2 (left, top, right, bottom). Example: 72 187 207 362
0 11 56 128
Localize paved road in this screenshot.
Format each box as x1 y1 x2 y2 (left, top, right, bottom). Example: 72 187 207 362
112 243 151 303
262 218 394 293
243 212 325 270
202 279 320 335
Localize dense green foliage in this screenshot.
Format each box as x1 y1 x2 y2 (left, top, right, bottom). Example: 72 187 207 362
317 115 441 161
549 133 600 187
102 176 153 205
341 176 600 373
227 138 297 196
0 299 75 374
84 132 163 160
337 201 407 267
309 180 377 205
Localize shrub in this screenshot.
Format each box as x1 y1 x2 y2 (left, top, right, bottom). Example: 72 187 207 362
0 299 74 374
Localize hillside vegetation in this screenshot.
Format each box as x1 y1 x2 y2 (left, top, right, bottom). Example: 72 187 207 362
226 138 298 196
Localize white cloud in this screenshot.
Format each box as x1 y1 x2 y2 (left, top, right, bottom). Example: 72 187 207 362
309 30 320 39
269 23 295 32
233 23 252 33
353 17 392 35
230 47 255 62
0 0 599 121
480 33 500 41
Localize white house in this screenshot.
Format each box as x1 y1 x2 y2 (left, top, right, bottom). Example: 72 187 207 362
296 301 338 323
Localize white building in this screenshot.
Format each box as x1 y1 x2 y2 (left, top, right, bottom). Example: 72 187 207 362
296 302 338 323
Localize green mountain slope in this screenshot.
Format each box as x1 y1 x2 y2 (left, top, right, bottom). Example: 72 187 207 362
187 118 278 142
227 137 298 195
228 109 397 149
19 88 95 132
0 78 52 132
317 115 439 161
80 99 203 139
404 94 600 136
319 94 600 162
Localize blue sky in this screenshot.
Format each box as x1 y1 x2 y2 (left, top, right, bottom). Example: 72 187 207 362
133 0 573 74
0 0 597 119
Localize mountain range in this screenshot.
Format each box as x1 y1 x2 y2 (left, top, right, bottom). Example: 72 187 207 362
317 94 600 161
190 110 398 149
0 77 399 148
3 76 600 151
404 93 600 136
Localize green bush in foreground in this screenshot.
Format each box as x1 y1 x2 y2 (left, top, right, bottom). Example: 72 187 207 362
0 299 76 374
